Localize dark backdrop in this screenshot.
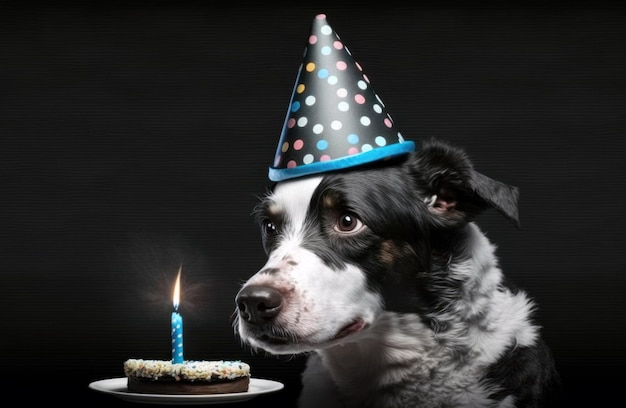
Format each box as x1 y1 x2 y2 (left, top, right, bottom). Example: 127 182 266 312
1 2 624 406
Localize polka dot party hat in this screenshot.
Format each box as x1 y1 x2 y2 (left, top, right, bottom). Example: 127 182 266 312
269 14 416 182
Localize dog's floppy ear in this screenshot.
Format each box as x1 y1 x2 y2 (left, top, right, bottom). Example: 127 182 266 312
414 139 520 228
467 171 520 227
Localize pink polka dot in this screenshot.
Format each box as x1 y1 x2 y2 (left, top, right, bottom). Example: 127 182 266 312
316 13 326 20
288 118 296 128
355 62 363 72
320 154 331 162
287 160 297 169
348 147 359 155
363 74 370 83
336 61 347 70
333 40 343 50
354 94 366 104
384 118 393 128
293 139 304 150
309 35 317 45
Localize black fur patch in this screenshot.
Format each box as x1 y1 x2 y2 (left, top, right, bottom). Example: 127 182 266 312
485 340 562 407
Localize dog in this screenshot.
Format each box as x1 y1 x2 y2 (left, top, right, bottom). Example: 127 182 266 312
234 138 561 407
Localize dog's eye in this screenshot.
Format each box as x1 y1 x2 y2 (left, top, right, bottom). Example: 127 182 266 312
335 214 364 234
263 220 278 236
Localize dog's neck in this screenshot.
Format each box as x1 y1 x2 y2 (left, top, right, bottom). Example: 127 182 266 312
315 312 439 403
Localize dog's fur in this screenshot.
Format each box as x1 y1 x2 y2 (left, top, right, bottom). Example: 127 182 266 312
234 139 560 407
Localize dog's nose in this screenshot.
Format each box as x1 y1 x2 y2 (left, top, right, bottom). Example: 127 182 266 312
236 285 283 325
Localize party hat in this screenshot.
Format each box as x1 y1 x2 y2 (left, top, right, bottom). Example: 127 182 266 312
268 14 416 182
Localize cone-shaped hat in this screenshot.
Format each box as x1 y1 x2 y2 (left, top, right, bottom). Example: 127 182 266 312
268 14 416 182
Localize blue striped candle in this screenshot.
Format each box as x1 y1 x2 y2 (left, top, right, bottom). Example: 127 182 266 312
171 267 184 364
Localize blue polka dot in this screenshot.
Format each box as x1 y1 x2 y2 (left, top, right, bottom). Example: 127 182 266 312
347 133 359 144
291 101 301 112
318 69 329 79
317 140 328 150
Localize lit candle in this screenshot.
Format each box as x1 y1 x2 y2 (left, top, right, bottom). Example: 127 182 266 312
171 266 184 364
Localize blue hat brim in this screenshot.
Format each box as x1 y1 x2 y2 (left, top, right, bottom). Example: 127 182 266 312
268 141 416 182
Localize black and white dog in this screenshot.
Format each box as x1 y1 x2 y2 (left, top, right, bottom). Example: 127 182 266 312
234 139 560 407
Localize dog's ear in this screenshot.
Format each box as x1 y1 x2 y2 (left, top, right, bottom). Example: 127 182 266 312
467 171 520 227
414 139 520 228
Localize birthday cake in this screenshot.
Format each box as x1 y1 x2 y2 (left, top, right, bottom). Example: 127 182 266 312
123 359 251 395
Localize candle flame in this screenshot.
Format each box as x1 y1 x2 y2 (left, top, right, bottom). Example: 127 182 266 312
173 265 182 310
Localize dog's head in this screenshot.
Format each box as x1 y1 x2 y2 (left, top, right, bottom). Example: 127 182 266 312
234 139 519 355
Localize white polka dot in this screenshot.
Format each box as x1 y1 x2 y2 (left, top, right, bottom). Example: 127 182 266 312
337 88 348 98
375 136 387 146
338 101 349 112
313 124 324 134
376 94 385 106
305 95 316 106
328 75 338 85
297 117 308 127
321 25 332 35
303 154 314 164
372 104 382 114
357 80 367 90
362 144 373 152
331 120 342 130
360 116 371 126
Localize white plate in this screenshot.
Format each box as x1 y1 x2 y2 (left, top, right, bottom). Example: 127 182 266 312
89 377 285 405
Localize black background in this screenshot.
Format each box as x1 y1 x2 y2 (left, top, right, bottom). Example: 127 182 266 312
1 2 624 406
